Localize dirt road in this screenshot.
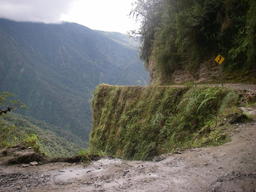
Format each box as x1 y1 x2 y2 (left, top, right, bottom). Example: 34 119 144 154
107 83 256 91
0 121 256 192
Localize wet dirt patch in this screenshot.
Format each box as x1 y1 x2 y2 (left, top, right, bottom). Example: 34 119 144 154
0 172 50 192
210 172 256 192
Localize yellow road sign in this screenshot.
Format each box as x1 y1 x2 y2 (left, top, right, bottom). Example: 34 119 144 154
215 55 225 64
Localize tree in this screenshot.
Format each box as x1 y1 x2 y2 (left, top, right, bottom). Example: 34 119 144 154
0 92 25 116
132 0 255 84
131 0 164 63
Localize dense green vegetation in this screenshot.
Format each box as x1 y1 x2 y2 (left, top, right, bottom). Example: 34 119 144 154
89 84 245 160
0 91 83 157
0 113 83 158
133 0 256 83
0 19 148 141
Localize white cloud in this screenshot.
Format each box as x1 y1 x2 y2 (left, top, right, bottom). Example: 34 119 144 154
61 0 139 33
0 0 74 23
0 0 139 33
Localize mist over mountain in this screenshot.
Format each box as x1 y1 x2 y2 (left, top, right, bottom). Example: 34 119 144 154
96 31 140 49
0 18 148 142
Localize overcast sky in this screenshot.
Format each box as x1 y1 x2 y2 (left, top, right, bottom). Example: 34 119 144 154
0 0 139 33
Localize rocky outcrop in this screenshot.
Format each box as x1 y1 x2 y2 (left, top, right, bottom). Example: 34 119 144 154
148 57 222 84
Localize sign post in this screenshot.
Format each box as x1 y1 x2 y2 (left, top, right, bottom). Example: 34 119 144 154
214 55 225 87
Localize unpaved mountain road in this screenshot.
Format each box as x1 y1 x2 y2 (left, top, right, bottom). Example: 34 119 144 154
216 83 256 91
160 83 256 92
0 122 256 192
110 83 256 91
1 83 256 192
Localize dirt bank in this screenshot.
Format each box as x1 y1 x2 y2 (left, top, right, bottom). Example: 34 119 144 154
0 121 255 192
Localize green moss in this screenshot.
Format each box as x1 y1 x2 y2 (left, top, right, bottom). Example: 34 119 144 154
89 85 242 160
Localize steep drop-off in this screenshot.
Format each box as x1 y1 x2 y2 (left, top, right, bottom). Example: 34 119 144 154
89 84 253 160
0 19 148 141
0 113 83 158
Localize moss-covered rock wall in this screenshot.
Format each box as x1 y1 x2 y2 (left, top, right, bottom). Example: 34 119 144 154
89 84 243 160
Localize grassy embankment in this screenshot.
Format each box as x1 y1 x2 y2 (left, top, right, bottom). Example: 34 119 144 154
89 84 252 160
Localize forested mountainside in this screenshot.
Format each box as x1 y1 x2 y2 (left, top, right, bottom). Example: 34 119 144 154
0 113 83 157
0 19 148 141
133 0 256 84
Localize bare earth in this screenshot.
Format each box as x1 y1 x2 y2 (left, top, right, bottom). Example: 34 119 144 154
161 83 256 91
0 122 255 192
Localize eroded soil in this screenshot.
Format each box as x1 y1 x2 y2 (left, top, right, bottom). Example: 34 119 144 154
0 121 256 192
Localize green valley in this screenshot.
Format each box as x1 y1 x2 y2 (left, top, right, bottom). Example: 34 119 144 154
0 19 148 144
0 113 83 158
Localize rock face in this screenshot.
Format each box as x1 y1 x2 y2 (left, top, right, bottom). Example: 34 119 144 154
171 69 195 84
197 62 221 83
148 58 222 84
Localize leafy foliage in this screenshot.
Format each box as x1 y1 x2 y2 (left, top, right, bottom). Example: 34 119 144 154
133 0 256 83
22 134 41 153
0 92 25 115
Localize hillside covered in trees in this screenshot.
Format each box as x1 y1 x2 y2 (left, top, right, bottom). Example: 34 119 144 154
0 92 83 157
133 0 256 84
0 19 148 143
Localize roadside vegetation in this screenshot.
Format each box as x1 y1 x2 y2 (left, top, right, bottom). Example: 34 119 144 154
0 92 83 158
132 0 256 83
89 84 252 160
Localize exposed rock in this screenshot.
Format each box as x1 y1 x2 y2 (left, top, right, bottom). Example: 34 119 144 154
148 58 222 84
240 107 256 120
171 62 221 84
21 164 30 168
30 161 39 166
172 70 195 84
197 62 220 83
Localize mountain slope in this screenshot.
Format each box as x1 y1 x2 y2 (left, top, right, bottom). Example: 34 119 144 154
0 113 83 157
0 19 148 141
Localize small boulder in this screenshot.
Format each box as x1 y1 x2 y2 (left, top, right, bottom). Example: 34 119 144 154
30 161 39 166
21 164 30 168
